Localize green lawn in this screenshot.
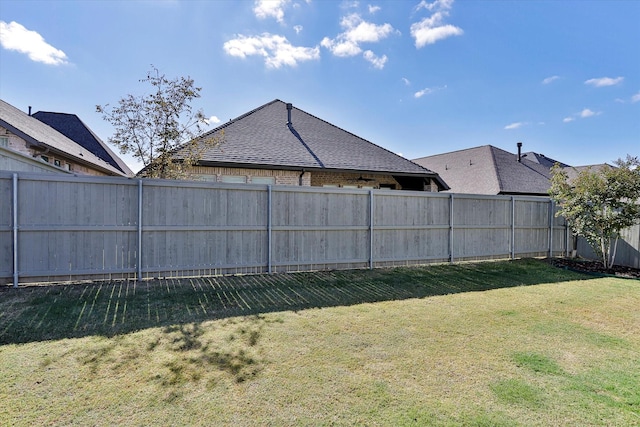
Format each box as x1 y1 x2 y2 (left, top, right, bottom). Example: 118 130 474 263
1 259 638 426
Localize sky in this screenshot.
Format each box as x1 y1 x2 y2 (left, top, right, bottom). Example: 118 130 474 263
1 0 638 174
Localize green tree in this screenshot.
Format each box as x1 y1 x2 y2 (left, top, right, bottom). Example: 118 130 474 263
97 66 220 179
549 155 640 269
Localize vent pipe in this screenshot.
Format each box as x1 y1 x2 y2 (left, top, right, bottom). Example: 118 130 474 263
517 142 522 162
28 106 32 116
286 103 292 125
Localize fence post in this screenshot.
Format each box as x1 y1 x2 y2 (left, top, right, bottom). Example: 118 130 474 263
12 173 18 288
511 196 515 259
137 179 143 281
369 189 374 270
565 220 569 258
549 200 554 257
449 193 454 263
267 185 272 274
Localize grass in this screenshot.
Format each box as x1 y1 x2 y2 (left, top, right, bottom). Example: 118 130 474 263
0 258 638 426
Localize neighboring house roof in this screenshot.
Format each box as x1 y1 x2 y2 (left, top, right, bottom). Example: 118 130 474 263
413 145 553 196
563 163 612 182
0 99 127 176
176 99 448 189
522 151 571 168
32 111 133 176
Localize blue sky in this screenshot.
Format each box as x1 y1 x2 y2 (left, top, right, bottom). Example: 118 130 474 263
1 0 638 173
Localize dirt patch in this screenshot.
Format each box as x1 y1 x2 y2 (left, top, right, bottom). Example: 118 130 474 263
545 258 640 279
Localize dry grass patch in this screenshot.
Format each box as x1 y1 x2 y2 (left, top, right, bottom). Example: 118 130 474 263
1 260 638 425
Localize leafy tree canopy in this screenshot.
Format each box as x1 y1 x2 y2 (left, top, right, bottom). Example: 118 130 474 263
549 155 640 269
97 66 220 179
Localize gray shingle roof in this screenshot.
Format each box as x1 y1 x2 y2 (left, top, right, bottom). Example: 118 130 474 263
563 164 612 182
0 99 127 176
178 99 447 188
32 111 133 176
413 145 553 196
522 151 571 168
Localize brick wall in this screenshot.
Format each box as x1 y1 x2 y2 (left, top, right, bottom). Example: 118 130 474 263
185 165 439 191
311 171 400 189
187 166 311 185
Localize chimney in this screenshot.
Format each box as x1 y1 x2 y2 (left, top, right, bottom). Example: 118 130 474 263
517 142 522 162
286 103 292 125
28 106 32 116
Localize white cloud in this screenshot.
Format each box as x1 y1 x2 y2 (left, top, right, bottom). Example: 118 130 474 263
631 91 640 103
411 22 463 47
416 0 455 11
584 76 624 87
342 1 360 9
293 25 303 34
368 4 381 13
363 50 387 69
321 13 397 62
0 21 68 65
223 33 320 68
579 108 599 118
504 122 525 130
402 77 411 85
542 75 560 85
205 116 221 125
414 88 432 98
253 0 290 23
410 1 463 48
414 85 446 98
563 108 601 123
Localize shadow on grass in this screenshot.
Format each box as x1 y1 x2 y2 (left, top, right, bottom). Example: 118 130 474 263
0 258 594 345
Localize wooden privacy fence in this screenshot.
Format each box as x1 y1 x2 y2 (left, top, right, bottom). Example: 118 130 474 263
0 172 569 286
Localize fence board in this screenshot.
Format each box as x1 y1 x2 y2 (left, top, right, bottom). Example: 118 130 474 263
0 172 580 285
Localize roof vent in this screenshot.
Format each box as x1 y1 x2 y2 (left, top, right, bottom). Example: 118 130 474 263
286 103 293 125
517 142 522 162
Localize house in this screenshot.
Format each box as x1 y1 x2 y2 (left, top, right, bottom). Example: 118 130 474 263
413 143 614 196
0 99 129 177
413 143 553 196
32 111 133 176
168 99 448 191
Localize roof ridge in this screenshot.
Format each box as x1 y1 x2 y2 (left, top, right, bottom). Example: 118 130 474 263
413 144 494 161
33 111 77 117
290 102 437 175
198 99 282 139
487 146 505 193
75 115 134 175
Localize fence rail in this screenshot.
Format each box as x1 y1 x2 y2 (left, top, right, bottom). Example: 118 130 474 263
1 172 569 286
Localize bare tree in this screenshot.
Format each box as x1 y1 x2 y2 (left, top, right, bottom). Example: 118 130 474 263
97 66 220 179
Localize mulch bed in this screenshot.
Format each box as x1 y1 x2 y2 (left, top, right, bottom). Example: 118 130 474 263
545 257 640 279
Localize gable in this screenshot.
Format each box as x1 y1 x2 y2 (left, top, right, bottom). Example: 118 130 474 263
179 100 447 189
